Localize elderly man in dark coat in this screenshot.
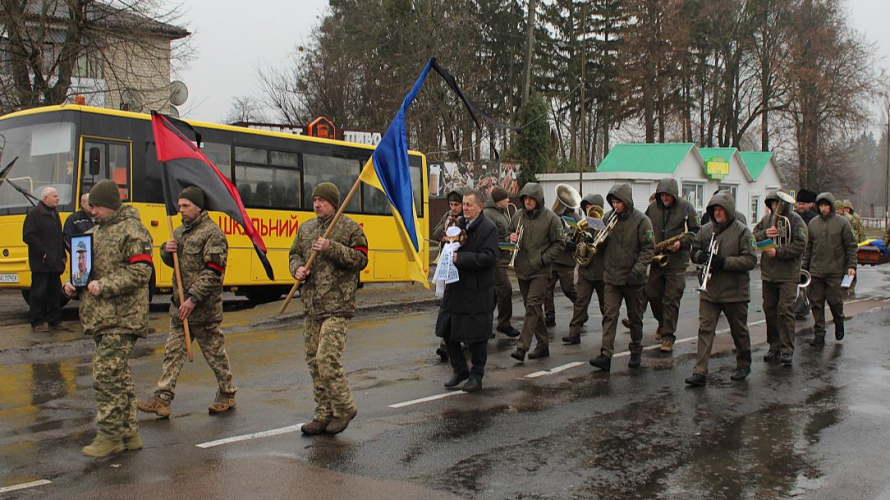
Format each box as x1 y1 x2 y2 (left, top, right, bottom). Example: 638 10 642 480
435 190 499 393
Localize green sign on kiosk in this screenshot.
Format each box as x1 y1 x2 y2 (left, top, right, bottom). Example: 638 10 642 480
706 157 729 180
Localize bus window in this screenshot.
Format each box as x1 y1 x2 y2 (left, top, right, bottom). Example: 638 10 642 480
303 153 360 213
201 142 233 180
410 164 423 217
362 183 391 215
81 139 130 201
234 146 301 210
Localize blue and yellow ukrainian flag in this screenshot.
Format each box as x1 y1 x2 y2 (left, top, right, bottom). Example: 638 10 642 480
359 60 435 288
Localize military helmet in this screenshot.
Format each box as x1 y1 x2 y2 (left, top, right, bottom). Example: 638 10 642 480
76 241 87 253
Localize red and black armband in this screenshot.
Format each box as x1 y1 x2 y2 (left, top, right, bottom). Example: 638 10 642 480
206 261 225 276
353 245 368 256
128 254 153 267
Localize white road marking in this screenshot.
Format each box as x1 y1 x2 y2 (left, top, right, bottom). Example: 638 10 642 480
0 480 51 494
196 424 304 449
524 361 586 379
388 391 465 409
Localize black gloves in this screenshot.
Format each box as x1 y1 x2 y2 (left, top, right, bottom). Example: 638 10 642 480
627 270 641 285
711 254 725 270
565 238 577 252
692 250 708 265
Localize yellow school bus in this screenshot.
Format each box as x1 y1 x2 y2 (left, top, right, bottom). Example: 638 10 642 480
0 105 429 303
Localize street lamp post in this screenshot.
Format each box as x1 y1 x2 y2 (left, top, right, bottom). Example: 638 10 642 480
885 95 889 228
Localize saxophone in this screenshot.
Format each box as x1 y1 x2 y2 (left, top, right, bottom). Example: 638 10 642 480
651 232 696 268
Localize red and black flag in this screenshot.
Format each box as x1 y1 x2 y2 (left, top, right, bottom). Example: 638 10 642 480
150 111 274 280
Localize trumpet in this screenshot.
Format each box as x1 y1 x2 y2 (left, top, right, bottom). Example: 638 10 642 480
508 218 524 270
697 233 719 292
591 212 617 250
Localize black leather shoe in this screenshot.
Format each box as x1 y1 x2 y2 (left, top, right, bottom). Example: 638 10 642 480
621 318 631 329
435 347 449 362
511 348 527 362
498 327 521 338
835 320 845 341
589 354 611 372
545 317 556 327
444 372 469 389
763 350 780 362
810 336 826 347
562 333 580 345
528 346 550 359
730 367 751 381
780 353 793 366
628 352 642 368
462 378 482 393
685 374 707 386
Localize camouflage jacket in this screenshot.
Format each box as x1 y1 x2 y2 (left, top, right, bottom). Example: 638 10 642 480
850 213 866 242
288 214 368 319
79 205 153 337
161 211 227 325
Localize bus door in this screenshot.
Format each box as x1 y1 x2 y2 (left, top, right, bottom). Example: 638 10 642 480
80 138 131 201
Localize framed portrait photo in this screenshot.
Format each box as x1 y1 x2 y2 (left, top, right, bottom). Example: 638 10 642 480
70 234 93 289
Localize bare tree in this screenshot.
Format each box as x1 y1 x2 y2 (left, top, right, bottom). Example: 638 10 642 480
0 0 192 114
223 95 267 125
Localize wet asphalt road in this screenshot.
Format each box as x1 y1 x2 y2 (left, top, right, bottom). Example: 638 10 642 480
2 268 890 500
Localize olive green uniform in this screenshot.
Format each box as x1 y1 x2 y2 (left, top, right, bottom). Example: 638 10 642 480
79 205 153 441
154 211 235 402
483 200 515 333
803 193 858 341
691 192 757 376
644 178 699 343
510 183 565 352
599 184 655 358
568 194 606 340
753 192 807 356
289 214 368 423
544 205 579 324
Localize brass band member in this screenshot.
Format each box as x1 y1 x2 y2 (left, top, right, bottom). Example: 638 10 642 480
544 197 580 328
803 193 857 346
685 191 757 386
508 183 565 362
589 183 654 372
432 187 466 361
483 187 520 338
563 193 606 345
753 190 807 366
645 178 699 353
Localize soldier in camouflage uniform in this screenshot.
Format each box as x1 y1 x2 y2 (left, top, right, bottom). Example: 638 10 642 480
289 182 368 435
842 200 866 243
63 179 153 458
137 187 236 418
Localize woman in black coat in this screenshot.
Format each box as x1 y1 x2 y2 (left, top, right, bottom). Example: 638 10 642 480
435 191 499 392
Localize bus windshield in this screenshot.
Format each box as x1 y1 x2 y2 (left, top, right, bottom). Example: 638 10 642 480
0 115 77 214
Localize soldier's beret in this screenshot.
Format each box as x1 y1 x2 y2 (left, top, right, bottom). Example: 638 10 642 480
313 182 340 208
179 186 205 210
88 179 122 210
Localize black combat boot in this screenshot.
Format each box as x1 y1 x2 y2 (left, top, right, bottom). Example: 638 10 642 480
685 374 707 386
810 335 825 347
763 350 780 362
730 367 751 381
562 333 581 345
444 372 469 389
528 346 550 359
589 354 611 372
511 348 527 362
628 352 642 368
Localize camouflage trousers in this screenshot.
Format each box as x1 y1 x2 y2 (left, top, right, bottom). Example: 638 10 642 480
155 321 236 401
93 334 138 440
305 315 355 422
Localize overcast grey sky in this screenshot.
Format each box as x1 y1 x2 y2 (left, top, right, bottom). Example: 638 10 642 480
178 0 890 124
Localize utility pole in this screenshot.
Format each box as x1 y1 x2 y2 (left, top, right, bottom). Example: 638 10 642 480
578 2 587 196
885 96 889 228
521 0 537 108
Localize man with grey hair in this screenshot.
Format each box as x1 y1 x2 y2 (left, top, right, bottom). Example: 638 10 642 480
23 186 68 331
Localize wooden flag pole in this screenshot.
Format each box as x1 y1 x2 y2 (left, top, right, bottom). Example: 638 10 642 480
279 176 364 314
167 216 194 362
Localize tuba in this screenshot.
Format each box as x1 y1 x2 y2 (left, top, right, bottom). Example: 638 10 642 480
552 183 581 214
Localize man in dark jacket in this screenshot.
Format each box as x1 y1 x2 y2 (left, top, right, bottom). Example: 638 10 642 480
63 193 94 251
700 189 747 226
754 191 807 366
436 190 499 393
483 187 519 338
563 193 606 345
508 183 565 362
802 192 857 346
432 187 466 361
23 186 67 331
685 191 757 386
794 189 818 225
589 183 655 372
645 178 699 353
